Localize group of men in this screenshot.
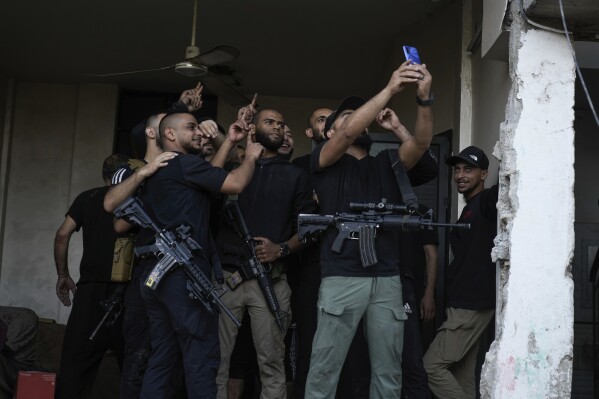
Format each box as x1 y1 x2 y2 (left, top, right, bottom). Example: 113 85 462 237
53 59 499 399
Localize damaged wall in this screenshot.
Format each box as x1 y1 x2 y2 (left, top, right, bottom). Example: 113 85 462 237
481 2 575 397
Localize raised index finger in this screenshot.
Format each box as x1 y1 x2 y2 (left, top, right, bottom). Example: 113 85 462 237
250 93 258 108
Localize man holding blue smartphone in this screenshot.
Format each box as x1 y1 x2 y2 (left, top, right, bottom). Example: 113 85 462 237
304 59 434 399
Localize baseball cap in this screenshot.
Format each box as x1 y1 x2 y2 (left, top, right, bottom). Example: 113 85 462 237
445 146 489 170
323 96 366 137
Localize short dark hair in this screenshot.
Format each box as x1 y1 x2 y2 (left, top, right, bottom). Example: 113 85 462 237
251 109 282 125
147 113 164 148
158 112 191 145
102 153 129 181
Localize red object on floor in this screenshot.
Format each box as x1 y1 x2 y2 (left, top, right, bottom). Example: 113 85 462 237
15 371 56 399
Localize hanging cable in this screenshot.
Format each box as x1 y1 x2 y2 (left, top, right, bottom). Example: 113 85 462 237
558 0 599 129
519 0 599 129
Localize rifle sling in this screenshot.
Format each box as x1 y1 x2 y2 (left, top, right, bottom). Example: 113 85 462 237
387 149 419 212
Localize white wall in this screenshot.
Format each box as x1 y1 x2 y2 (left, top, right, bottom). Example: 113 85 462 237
0 82 117 324
481 14 575 399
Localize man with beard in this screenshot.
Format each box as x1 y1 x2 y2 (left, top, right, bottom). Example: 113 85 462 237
423 146 497 399
277 125 294 160
291 107 333 173
214 109 314 399
305 60 434 399
115 111 264 398
197 118 228 162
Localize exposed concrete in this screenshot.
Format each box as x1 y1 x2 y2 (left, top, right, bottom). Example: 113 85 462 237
481 1 575 397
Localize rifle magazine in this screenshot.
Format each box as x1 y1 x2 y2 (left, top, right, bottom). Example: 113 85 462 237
359 225 378 267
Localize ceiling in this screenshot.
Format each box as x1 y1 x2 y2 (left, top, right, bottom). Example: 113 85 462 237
0 0 455 103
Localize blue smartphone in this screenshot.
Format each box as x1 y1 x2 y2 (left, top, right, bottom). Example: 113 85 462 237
403 46 421 65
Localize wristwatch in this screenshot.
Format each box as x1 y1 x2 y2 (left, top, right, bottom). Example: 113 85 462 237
416 93 434 106
279 242 290 258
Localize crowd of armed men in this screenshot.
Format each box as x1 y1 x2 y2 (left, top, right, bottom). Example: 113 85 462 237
53 60 499 399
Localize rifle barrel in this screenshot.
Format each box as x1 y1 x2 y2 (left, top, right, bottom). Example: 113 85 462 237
427 222 471 229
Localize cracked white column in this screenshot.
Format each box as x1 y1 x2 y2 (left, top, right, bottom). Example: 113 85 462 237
481 3 575 398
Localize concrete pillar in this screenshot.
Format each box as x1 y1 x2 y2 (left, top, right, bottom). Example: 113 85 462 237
481 2 575 398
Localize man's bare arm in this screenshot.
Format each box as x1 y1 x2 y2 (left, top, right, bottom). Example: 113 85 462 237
114 218 133 234
253 234 304 264
398 65 433 170
54 216 78 306
376 108 413 143
420 243 438 321
318 61 425 169
212 113 252 168
220 140 263 194
103 152 178 212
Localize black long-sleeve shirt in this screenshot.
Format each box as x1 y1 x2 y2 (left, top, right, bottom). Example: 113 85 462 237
446 184 499 310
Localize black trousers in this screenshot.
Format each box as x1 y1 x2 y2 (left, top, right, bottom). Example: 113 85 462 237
55 282 125 399
292 261 320 399
140 266 219 399
401 278 431 399
121 259 187 399
120 266 151 399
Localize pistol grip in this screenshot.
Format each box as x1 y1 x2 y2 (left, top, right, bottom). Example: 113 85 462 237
331 230 346 253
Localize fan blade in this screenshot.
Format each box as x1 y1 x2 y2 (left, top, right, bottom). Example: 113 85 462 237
89 65 175 77
192 46 240 66
202 73 250 106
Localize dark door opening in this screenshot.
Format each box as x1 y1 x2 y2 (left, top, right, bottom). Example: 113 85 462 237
369 130 452 350
113 89 218 159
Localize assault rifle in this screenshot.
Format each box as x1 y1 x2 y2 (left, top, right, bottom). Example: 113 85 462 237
89 283 126 341
298 200 470 267
223 201 287 333
114 197 241 328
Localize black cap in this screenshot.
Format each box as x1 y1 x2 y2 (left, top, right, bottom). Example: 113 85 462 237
323 96 366 138
445 146 489 170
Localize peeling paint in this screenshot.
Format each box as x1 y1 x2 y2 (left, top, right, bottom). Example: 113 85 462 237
481 0 574 397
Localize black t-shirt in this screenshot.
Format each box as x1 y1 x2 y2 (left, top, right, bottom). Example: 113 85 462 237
140 153 228 271
216 156 315 267
399 215 439 280
446 185 498 310
67 186 117 283
292 154 311 176
292 154 321 267
311 143 438 277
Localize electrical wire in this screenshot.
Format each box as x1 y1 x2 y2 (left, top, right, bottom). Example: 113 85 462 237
520 0 599 129
558 0 599 129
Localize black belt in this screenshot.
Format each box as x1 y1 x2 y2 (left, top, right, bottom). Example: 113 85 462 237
222 265 239 273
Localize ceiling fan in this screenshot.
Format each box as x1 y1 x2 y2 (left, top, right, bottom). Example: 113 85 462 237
92 0 249 105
